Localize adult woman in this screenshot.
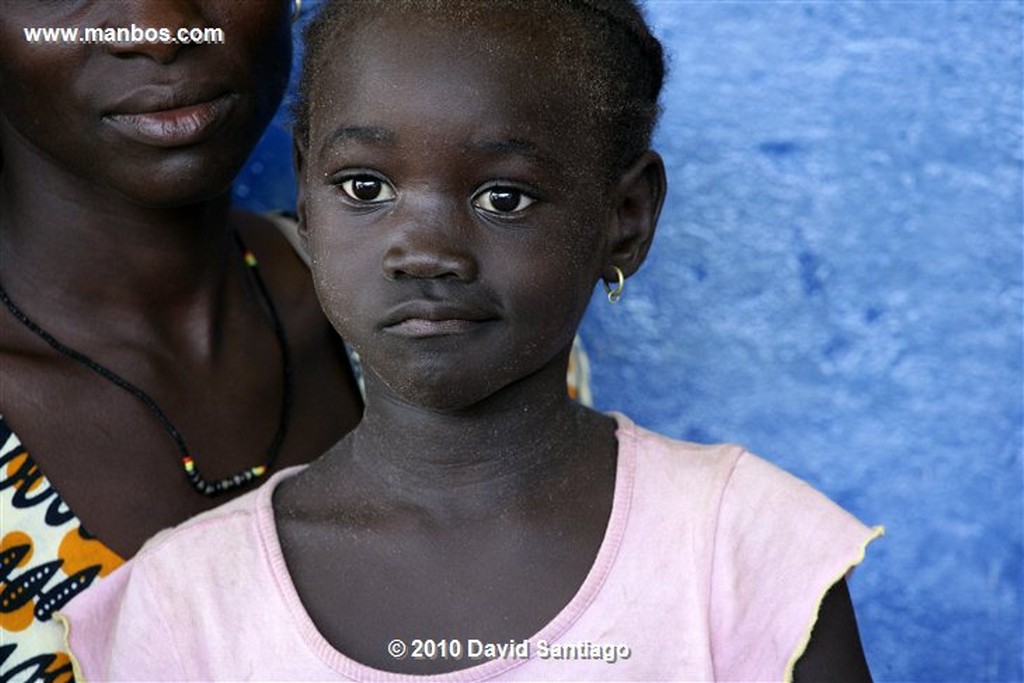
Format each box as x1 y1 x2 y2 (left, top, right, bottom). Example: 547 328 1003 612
0 1 362 677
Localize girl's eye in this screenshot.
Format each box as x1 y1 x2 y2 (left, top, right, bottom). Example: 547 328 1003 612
473 187 536 215
338 176 396 203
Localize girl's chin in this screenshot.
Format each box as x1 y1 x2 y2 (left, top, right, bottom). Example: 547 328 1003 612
364 370 510 415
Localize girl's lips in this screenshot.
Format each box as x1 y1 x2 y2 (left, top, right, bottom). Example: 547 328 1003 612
381 300 498 338
103 94 235 148
385 317 490 338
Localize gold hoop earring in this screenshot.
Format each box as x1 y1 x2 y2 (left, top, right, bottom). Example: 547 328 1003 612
603 266 625 304
293 0 302 21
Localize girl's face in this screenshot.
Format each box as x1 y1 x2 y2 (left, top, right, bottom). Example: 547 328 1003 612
300 11 616 411
0 0 291 206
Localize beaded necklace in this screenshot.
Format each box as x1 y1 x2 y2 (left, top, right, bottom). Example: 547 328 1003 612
0 231 291 496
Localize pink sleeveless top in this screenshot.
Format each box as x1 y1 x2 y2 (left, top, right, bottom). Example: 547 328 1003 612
60 414 880 681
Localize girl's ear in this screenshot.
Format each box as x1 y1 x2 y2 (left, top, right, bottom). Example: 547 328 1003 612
292 136 310 249
602 150 667 281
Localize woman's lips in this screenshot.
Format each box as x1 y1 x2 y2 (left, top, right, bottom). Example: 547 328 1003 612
103 94 235 148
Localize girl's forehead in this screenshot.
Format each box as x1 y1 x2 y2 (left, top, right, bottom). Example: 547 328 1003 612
309 11 593 142
314 6 590 100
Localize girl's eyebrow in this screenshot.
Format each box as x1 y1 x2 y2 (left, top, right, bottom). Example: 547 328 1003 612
319 125 395 155
464 138 564 171
316 128 563 172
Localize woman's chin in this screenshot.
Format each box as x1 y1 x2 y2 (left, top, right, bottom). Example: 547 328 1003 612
107 162 241 209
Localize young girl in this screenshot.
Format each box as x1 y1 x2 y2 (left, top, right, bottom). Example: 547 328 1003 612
61 1 881 680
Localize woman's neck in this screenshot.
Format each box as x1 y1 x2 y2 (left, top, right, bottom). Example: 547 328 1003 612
0 140 238 348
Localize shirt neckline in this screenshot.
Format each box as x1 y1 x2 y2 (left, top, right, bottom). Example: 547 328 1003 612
253 413 638 681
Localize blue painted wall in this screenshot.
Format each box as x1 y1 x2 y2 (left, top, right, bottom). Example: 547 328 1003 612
235 2 1023 680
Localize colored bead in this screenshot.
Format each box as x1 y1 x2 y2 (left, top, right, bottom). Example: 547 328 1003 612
244 251 258 267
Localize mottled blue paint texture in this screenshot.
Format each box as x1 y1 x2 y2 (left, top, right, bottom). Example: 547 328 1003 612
234 2 1023 680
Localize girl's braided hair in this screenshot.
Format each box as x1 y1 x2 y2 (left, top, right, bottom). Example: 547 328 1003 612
293 0 666 178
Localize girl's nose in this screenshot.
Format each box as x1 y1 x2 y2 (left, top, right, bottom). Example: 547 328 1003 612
381 214 478 282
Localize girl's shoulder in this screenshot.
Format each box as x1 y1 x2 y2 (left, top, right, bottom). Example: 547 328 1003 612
612 414 881 680
57 467 306 680
612 412 880 564
127 463 309 567
613 413 848 512
611 411 747 493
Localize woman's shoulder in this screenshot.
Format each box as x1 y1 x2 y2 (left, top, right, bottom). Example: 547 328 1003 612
231 209 363 453
232 210 313 305
253 212 309 266
230 211 331 365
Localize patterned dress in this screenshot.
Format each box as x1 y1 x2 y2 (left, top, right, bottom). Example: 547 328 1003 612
0 418 124 683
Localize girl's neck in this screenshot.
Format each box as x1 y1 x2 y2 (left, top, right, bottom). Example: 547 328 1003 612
345 358 613 519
